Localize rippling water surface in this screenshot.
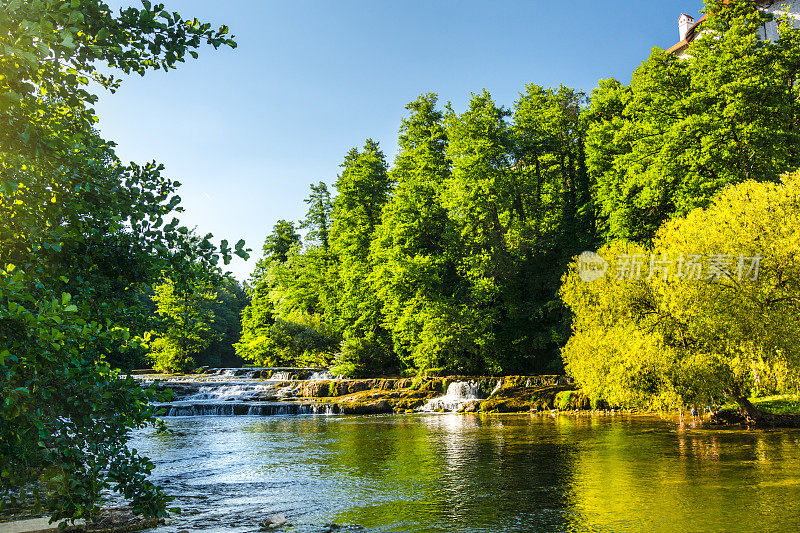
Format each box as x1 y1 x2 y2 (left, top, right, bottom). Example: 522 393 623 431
131 414 800 532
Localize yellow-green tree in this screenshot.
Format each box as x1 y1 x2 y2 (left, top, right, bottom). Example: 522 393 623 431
561 172 800 423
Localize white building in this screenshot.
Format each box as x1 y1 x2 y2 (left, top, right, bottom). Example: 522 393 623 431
667 1 799 58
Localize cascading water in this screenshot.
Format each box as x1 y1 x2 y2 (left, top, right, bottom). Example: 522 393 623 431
160 402 339 417
421 381 484 412
142 368 337 417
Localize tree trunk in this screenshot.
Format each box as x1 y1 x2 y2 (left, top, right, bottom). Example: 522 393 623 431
735 397 800 428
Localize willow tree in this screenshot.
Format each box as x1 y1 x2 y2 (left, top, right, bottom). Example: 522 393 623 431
0 0 243 523
562 172 800 425
586 0 800 242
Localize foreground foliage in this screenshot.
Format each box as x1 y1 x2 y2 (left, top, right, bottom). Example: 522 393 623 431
0 0 243 523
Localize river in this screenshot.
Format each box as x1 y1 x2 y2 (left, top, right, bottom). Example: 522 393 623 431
130 413 800 532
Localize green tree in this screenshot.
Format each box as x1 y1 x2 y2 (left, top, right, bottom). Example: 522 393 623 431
371 93 468 373
436 88 593 374
148 278 219 373
235 276 276 365
237 202 341 368
329 140 396 376
587 0 800 242
261 219 301 263
195 276 249 368
236 245 340 367
0 0 243 523
507 84 593 372
561 171 800 423
301 181 333 250
440 91 513 374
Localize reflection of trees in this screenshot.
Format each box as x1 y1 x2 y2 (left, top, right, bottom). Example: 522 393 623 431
136 415 800 532
566 417 800 532
332 413 577 531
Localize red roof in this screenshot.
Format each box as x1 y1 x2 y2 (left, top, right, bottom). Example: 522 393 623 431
666 14 707 54
668 0 774 54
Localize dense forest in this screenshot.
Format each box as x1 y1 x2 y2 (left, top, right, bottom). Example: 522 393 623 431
236 0 800 387
2 0 799 523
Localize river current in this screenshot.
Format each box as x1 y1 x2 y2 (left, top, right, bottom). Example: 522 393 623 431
130 413 800 532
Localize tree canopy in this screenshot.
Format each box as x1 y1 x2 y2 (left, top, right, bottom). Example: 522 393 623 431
586 0 800 242
239 87 597 376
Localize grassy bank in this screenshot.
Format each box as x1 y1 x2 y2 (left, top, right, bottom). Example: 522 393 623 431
720 395 800 415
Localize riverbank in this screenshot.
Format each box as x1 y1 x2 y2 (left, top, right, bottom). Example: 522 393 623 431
139 370 800 426
0 507 161 533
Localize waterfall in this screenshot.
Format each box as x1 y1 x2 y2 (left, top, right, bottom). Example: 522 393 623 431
421 381 483 412
158 401 338 417
143 367 339 417
179 382 280 402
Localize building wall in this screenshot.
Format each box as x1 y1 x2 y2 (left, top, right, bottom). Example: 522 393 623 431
760 1 799 41
674 1 799 59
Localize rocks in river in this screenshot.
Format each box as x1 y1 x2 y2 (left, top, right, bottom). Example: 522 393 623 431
153 382 199 400
142 371 585 418
458 400 482 413
259 514 288 530
80 505 163 532
340 400 392 415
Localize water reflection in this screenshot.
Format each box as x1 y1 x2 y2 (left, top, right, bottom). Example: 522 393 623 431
129 414 800 532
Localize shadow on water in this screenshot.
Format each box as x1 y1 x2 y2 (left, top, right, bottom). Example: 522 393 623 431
129 414 800 532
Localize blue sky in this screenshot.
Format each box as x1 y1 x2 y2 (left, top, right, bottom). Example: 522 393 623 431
95 0 703 280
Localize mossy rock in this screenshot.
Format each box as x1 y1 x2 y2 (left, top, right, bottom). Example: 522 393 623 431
554 389 590 410
340 400 393 415
479 384 575 413
417 379 444 393
395 378 414 390
377 379 397 391
347 380 372 394
480 385 535 413
300 381 330 398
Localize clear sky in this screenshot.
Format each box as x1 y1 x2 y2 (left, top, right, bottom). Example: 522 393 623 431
95 0 703 281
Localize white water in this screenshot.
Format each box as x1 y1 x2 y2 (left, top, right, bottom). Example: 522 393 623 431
161 401 338 416
148 370 336 417
181 382 280 402
421 381 483 412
